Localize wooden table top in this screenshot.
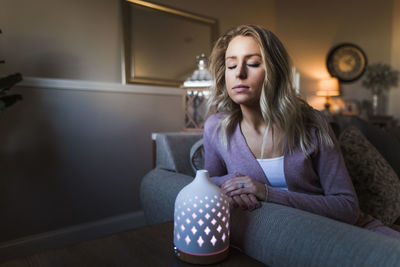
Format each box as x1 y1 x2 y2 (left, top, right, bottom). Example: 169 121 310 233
0 222 266 266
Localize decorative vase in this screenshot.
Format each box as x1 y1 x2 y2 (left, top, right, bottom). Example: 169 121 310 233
173 170 230 264
372 91 387 116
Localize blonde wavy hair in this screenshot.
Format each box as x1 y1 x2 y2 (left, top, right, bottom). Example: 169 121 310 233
207 24 333 155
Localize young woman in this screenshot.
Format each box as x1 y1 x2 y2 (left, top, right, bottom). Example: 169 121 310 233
204 24 400 239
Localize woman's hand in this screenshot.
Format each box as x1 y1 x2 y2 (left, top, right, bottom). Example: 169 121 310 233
227 194 260 211
222 173 267 203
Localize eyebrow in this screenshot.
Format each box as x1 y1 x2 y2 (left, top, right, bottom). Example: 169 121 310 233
225 53 262 60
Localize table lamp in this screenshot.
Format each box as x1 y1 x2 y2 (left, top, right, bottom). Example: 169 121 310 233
316 77 340 112
173 170 230 264
182 54 212 131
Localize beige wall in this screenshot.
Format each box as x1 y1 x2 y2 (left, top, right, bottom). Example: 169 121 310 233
389 0 400 118
158 0 398 117
152 0 276 34
0 0 276 82
274 0 394 111
1 0 122 82
1 0 397 114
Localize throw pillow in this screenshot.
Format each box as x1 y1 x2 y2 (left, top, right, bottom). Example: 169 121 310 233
350 116 400 179
339 126 400 226
190 138 204 172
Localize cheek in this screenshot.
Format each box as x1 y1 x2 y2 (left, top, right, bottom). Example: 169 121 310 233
224 72 236 100
225 71 235 92
254 70 265 89
225 70 233 87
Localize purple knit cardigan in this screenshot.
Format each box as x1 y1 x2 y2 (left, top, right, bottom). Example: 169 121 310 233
204 113 360 225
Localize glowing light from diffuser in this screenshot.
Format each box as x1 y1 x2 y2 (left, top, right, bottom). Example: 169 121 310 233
173 170 230 265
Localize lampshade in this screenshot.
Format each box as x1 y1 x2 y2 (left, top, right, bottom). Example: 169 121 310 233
173 170 230 264
316 77 340 97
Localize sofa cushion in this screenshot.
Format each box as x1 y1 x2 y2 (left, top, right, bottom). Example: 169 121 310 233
334 115 400 179
189 138 204 172
339 126 400 226
156 133 203 177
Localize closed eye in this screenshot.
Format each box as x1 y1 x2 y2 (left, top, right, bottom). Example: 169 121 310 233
226 63 260 70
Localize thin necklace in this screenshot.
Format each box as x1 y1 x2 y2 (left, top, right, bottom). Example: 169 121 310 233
260 123 270 159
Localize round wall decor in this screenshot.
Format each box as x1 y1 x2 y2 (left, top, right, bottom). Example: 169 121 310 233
326 43 367 82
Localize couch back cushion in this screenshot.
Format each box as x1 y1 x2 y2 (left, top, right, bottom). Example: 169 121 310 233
339 126 400 226
156 133 203 176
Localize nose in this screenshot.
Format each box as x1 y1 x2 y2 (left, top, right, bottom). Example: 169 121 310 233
236 62 247 79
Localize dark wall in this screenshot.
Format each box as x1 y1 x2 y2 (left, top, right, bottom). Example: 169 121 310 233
0 86 183 242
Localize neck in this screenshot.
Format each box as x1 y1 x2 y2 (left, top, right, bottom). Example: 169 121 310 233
240 105 266 133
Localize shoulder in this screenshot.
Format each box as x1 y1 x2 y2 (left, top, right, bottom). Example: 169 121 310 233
304 109 333 138
204 113 226 134
309 123 340 157
299 110 337 153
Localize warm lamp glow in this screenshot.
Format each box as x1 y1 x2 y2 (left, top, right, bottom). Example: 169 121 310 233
316 77 340 113
316 78 340 97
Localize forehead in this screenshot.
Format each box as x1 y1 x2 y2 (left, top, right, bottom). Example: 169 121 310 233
225 36 261 58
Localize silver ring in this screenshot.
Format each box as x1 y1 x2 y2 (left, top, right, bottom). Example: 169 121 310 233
240 182 244 189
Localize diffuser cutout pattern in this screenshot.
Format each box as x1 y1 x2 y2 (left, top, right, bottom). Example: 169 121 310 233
174 193 230 255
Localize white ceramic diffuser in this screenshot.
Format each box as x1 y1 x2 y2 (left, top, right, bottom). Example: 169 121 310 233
173 170 230 264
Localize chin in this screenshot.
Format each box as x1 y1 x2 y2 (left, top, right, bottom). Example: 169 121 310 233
229 91 260 105
231 97 259 107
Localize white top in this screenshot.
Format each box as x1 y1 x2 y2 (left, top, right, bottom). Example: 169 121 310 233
257 156 288 190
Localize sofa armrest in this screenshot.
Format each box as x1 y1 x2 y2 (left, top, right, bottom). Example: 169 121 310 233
140 168 193 225
155 132 203 177
140 168 400 266
231 203 400 267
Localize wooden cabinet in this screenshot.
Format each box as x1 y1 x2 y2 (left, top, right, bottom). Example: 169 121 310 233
368 115 397 129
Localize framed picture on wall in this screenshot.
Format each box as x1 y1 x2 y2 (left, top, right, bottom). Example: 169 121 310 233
341 99 360 115
121 0 219 87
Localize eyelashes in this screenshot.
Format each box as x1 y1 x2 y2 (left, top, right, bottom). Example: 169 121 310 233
226 63 261 70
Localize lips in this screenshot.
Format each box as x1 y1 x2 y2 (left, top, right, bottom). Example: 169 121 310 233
232 85 249 93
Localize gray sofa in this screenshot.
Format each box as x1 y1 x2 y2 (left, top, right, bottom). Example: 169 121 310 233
140 131 400 267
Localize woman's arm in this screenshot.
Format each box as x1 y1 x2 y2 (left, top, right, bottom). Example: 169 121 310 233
265 188 358 224
203 114 236 185
204 115 259 210
267 128 359 224
226 127 359 224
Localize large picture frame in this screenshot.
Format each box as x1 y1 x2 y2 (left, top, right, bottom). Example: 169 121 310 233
121 0 219 87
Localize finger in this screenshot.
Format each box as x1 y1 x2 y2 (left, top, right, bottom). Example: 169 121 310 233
227 197 238 208
239 194 254 210
248 194 261 209
221 179 232 189
222 174 247 190
225 180 256 197
229 179 266 201
222 180 246 195
226 187 248 197
232 195 247 210
221 177 240 191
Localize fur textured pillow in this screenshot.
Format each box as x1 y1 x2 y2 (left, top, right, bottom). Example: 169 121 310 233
339 126 400 226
